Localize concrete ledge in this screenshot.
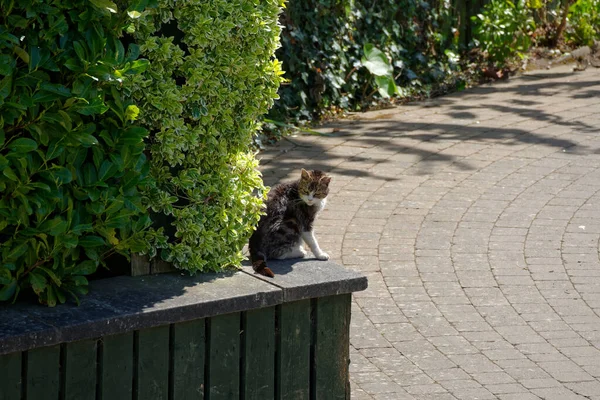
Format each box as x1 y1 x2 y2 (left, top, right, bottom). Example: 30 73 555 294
241 259 368 302
0 260 367 355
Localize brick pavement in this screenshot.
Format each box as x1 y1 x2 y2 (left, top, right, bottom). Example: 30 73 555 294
259 65 600 399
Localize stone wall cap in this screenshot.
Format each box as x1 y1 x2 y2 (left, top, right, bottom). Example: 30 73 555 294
0 260 367 355
241 259 368 302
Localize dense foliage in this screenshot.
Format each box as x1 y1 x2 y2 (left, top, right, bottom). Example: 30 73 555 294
0 0 283 305
566 0 600 46
472 0 600 67
269 0 599 128
269 0 462 125
471 0 535 67
0 0 152 305
127 0 283 272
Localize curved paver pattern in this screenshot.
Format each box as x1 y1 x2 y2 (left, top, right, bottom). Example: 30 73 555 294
259 66 600 399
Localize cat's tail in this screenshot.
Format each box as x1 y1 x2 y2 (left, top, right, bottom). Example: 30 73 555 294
249 233 275 278
252 257 275 278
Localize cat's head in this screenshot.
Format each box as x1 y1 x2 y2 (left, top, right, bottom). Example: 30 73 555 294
298 169 331 207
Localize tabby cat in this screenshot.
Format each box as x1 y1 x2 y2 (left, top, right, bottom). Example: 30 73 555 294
249 169 331 277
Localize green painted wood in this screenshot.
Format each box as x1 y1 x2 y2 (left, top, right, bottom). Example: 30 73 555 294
0 352 21 400
136 326 170 400
172 319 205 400
277 300 310 400
314 294 351 400
101 332 133 400
207 313 240 400
64 339 97 400
26 345 60 400
243 307 275 400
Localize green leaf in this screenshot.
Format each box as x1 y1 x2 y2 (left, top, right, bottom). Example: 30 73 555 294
72 260 98 275
105 199 124 216
30 182 51 192
29 46 41 71
72 223 93 234
79 236 105 247
37 266 62 286
73 97 109 116
64 58 82 72
72 275 88 286
73 41 87 62
46 139 65 161
98 160 114 181
0 74 12 99
6 242 28 261
89 0 118 13
62 234 78 248
361 43 392 76
40 217 67 236
374 75 398 98
120 126 147 144
82 163 97 185
116 59 150 76
8 138 37 153
29 272 48 295
0 268 12 284
52 167 73 184
3 167 17 181
0 55 14 75
0 280 17 301
40 82 71 97
13 46 29 64
46 285 57 307
77 133 99 147
128 0 149 12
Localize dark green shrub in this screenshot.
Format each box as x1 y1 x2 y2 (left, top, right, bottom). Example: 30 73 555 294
128 0 284 272
0 0 152 305
471 0 535 67
566 0 600 46
269 0 462 125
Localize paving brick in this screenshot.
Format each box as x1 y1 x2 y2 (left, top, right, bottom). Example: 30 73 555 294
259 67 600 399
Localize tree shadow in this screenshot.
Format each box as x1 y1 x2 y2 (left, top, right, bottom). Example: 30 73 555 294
259 70 599 182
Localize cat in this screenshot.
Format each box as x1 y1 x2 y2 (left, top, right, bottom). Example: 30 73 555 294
249 169 331 277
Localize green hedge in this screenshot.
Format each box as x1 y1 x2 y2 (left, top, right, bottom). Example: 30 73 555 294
0 0 152 305
269 0 463 124
130 0 283 272
0 0 283 305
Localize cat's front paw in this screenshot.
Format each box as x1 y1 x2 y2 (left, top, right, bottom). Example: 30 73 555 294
315 251 330 260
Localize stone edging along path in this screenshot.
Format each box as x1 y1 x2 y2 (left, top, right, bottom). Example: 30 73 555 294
259 65 600 400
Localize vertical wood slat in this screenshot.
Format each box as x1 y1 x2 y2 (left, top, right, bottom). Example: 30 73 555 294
242 307 275 400
208 313 240 400
0 352 21 400
172 319 205 400
136 326 170 400
101 332 133 400
314 294 351 400
277 300 311 400
130 254 151 276
64 340 97 400
27 345 60 400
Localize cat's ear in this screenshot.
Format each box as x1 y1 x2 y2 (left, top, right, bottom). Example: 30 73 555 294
321 176 332 186
301 168 311 180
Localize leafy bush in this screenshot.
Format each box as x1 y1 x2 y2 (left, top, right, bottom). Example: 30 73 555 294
566 0 600 46
269 0 462 126
0 0 152 305
129 0 284 272
471 0 536 67
0 0 284 305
